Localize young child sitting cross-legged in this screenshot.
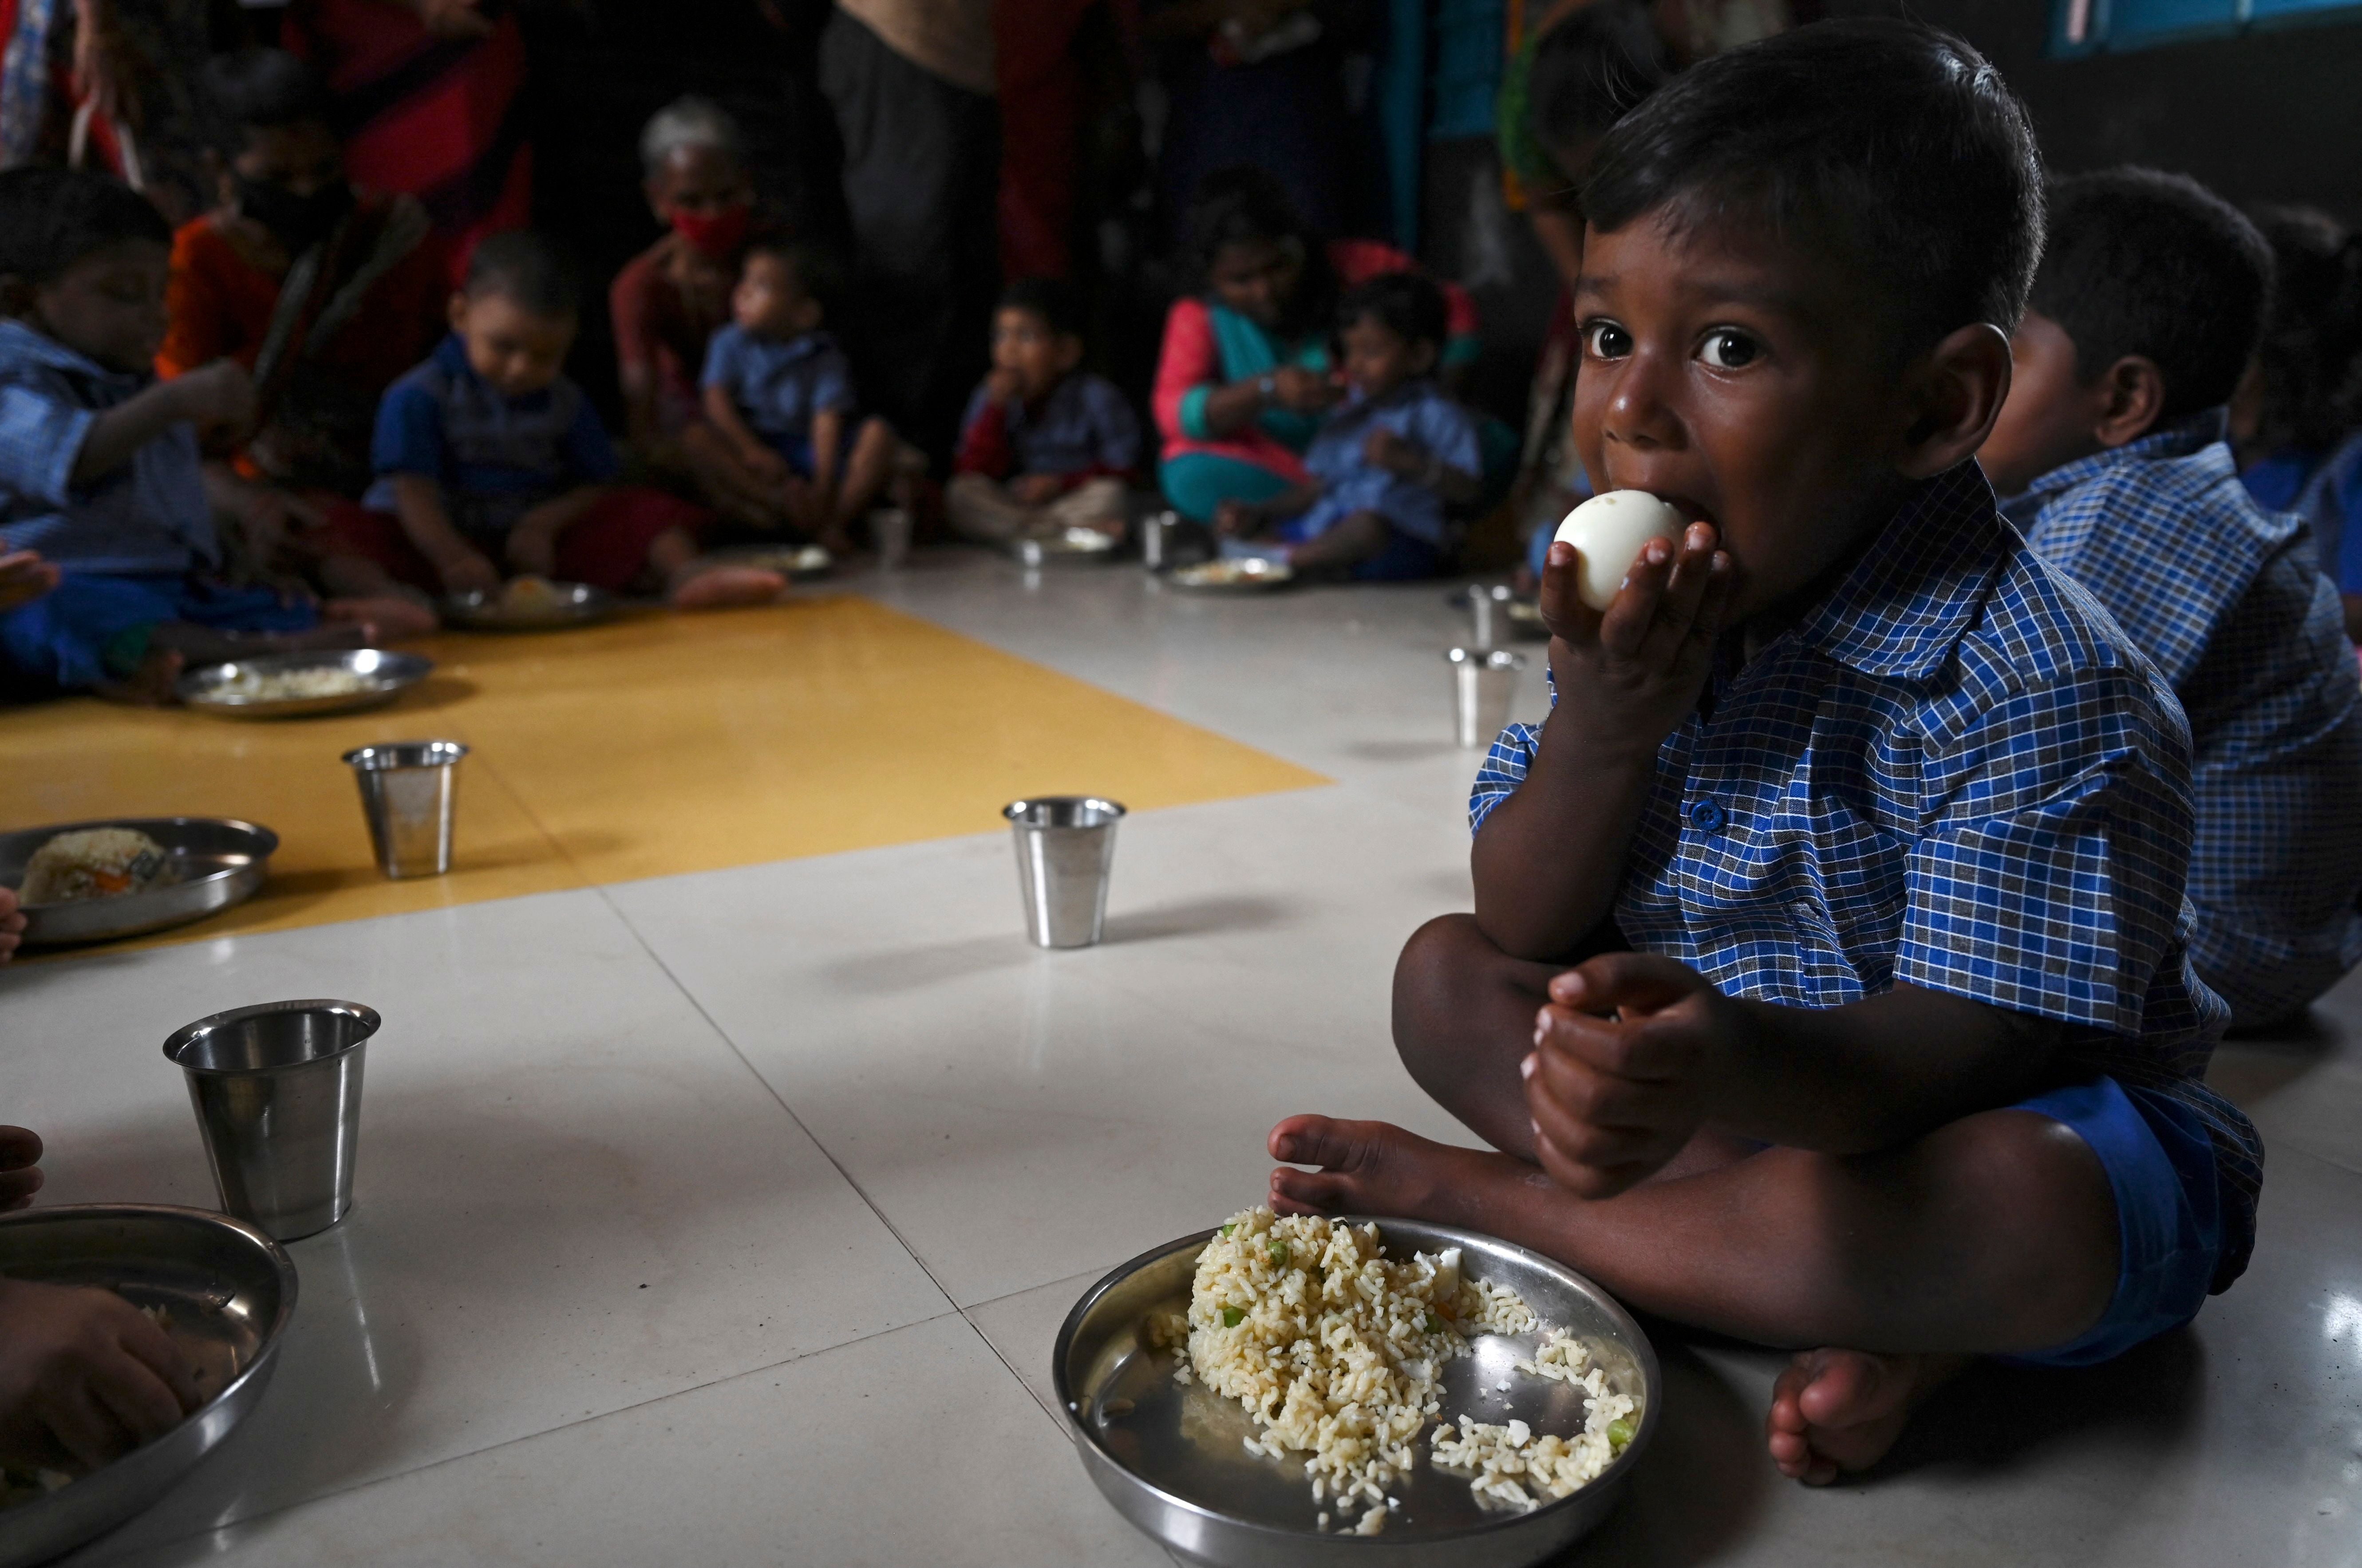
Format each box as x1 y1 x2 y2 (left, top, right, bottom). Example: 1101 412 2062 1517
329 233 782 610
1979 169 2362 1031
946 278 1141 545
1265 20 2262 1486
0 168 409 703
1214 273 1479 580
700 241 897 554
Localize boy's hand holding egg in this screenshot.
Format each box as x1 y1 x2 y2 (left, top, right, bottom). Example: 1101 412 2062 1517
1539 489 1736 756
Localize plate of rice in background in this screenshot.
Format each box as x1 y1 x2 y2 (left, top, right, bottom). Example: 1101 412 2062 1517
1054 1210 1658 1567
442 577 617 631
177 649 434 720
1168 558 1295 593
0 818 278 946
706 543 836 581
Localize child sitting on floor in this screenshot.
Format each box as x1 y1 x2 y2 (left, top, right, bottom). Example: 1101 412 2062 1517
330 233 781 610
1214 273 1478 579
1978 169 2362 1030
946 278 1140 544
699 241 897 553
1264 19 2261 1487
0 168 406 702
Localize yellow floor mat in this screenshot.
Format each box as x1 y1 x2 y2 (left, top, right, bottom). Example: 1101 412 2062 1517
0 594 1327 953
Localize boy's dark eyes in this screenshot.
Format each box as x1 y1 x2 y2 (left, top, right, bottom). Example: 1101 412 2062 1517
1697 329 1762 370
1581 321 1632 360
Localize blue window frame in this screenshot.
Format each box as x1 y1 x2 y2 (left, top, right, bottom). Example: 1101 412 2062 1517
2053 0 2362 53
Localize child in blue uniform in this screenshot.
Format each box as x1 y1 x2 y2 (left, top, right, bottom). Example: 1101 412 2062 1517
1979 169 2362 1028
0 167 395 701
1269 20 2262 1489
1214 273 1479 579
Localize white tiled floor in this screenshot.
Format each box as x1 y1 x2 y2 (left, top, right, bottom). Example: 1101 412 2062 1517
12 552 2361 1567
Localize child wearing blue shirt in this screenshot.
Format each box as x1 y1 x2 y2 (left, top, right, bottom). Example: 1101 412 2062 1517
947 278 1140 544
1264 20 2262 1496
1979 169 2362 1029
332 233 782 610
699 241 896 554
0 167 400 701
1214 273 1479 580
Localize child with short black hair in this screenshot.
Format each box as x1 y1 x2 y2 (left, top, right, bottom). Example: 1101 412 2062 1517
700 240 897 553
946 277 1140 544
1268 19 2260 1488
1214 272 1479 579
330 231 782 610
0 166 403 702
1979 168 2362 1029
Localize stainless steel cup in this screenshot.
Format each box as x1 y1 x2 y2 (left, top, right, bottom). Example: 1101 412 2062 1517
1447 647 1527 749
163 999 378 1240
1003 797 1126 948
871 507 912 570
1464 582 1517 648
1140 510 1178 573
343 740 467 878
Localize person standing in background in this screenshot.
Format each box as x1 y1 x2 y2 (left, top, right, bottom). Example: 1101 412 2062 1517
817 0 997 462
281 0 531 277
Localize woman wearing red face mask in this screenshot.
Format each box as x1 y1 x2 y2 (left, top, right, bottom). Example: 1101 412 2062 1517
609 96 792 526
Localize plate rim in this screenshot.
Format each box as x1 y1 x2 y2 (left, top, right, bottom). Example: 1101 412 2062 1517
174 648 434 711
1051 1216 1661 1547
4 816 280 913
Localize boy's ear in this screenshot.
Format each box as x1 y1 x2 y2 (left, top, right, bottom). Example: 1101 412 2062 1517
2090 355 2168 450
1894 323 2012 481
790 295 824 335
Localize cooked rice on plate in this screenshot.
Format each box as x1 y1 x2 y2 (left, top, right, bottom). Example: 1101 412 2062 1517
19 827 179 904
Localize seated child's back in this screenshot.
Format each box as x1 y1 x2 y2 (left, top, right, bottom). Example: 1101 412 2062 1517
1980 169 2362 1028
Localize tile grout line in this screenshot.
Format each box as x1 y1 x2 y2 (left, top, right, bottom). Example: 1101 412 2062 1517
87 1309 968 1565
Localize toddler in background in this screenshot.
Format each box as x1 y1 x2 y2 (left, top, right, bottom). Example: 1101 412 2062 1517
701 241 897 553
947 278 1141 544
1215 273 1478 579
1979 168 2362 1029
331 233 782 610
0 167 401 702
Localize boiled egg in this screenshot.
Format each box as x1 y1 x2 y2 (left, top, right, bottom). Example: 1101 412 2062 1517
1551 490 1687 612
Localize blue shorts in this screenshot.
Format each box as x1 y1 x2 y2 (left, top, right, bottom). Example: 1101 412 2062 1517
2004 1076 2224 1368
0 572 318 692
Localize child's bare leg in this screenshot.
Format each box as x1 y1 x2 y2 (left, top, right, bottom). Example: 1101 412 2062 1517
830 418 899 530
643 526 786 610
943 474 1039 544
681 425 791 529
1288 510 1393 572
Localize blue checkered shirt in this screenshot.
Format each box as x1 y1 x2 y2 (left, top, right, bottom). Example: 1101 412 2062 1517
2008 413 2362 1028
1470 462 2261 1286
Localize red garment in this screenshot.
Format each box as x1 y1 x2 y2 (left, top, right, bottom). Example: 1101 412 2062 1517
321 489 709 595
284 0 532 279
954 396 1015 478
608 239 727 438
995 1 1139 280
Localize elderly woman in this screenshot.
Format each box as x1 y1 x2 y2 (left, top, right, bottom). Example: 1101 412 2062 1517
1152 164 1476 524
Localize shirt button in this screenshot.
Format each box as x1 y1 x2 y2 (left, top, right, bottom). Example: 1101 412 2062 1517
1685 797 1726 833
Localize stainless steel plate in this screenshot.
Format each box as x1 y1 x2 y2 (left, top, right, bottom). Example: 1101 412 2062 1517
1168 558 1295 593
1055 1219 1659 1567
1015 527 1123 566
0 818 277 946
177 648 434 720
707 543 834 581
0 1205 297 1568
442 580 617 631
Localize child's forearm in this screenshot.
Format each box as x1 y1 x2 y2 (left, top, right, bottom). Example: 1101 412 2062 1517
72 381 195 485
701 385 770 466
519 485 607 536
808 411 844 501
1717 984 2068 1155
387 475 480 569
1470 688 1662 960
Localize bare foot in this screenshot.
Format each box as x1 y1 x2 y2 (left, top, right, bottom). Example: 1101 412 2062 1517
671 564 786 610
1765 1348 1972 1485
325 595 438 640
1267 1114 1540 1229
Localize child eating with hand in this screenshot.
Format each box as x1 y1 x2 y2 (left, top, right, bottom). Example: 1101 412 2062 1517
1978 169 2362 1031
700 241 897 553
0 167 400 703
1266 20 2260 1487
1214 273 1479 579
330 232 781 610
946 278 1140 544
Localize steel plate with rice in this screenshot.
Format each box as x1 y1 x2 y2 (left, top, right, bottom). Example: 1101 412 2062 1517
707 543 834 581
1055 1214 1658 1567
0 818 277 946
442 578 616 631
177 648 434 719
1015 527 1123 566
1169 558 1295 593
0 1205 296 1568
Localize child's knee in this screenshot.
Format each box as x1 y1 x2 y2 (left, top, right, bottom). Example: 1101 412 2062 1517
1391 913 1494 1066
